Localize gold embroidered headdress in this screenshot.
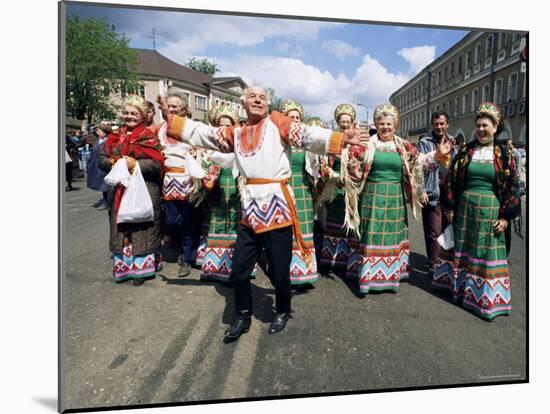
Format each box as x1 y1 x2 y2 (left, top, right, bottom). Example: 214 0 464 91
334 104 356 122
306 117 328 128
280 99 304 120
123 94 146 115
214 105 239 126
373 104 399 122
476 102 501 125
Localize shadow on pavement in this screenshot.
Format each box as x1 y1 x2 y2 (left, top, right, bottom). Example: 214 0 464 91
406 252 456 306
157 274 277 325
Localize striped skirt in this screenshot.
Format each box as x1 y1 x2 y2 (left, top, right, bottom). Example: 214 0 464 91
432 190 511 320
112 240 156 283
347 181 410 294
320 191 354 270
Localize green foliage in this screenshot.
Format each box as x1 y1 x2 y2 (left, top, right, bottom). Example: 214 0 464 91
66 14 139 123
186 57 220 76
267 88 283 113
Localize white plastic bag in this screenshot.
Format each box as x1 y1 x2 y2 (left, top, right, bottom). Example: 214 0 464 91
117 162 154 224
437 224 455 250
104 158 131 187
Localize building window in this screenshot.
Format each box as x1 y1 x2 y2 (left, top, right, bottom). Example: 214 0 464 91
474 43 481 64
454 97 459 117
450 62 455 77
444 67 448 82
463 93 469 115
458 57 463 74
465 51 471 70
498 32 507 49
486 34 494 57
494 78 503 104
512 33 520 43
507 72 518 102
195 95 207 111
472 88 479 112
482 83 490 102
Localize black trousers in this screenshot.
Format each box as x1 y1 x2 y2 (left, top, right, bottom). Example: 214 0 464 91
230 224 293 315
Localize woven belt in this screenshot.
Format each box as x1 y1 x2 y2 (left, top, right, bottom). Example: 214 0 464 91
246 177 312 265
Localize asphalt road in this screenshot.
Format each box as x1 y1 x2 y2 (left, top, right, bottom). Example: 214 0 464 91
61 178 527 411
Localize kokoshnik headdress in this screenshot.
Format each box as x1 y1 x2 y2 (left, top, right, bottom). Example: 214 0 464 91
476 101 501 125
373 104 399 122
334 104 356 123
213 105 239 127
281 99 305 120
124 94 147 115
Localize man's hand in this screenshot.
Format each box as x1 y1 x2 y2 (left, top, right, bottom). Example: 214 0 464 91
438 136 452 156
420 192 429 206
343 123 370 147
156 95 170 121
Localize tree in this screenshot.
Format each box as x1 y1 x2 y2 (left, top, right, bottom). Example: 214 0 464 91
267 88 283 113
186 57 220 76
66 15 139 124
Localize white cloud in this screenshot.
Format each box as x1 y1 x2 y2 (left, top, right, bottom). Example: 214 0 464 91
397 45 436 75
214 53 410 124
321 39 360 59
144 14 341 65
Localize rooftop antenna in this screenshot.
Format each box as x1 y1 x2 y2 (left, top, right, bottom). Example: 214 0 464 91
147 28 156 50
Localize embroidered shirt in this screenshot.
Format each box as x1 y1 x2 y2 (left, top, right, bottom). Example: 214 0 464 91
166 111 344 233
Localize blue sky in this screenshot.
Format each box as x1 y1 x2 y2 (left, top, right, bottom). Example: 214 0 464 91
67 3 468 123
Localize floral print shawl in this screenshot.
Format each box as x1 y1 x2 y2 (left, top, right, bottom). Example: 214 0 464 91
342 134 429 236
442 140 521 221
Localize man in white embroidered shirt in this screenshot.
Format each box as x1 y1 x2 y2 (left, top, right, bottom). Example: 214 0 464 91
158 85 367 342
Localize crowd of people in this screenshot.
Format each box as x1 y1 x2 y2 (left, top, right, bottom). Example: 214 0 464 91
69 85 523 342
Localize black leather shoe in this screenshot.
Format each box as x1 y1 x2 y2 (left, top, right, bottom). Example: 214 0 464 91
178 262 191 277
268 313 290 334
224 314 252 343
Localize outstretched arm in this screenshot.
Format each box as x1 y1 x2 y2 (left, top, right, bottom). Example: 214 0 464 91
157 95 235 153
270 111 368 155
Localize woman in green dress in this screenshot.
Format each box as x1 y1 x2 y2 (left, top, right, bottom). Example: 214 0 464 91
197 105 243 282
432 102 521 320
318 104 357 274
280 99 319 286
343 104 451 294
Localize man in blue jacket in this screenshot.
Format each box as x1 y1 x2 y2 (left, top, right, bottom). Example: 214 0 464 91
417 111 453 276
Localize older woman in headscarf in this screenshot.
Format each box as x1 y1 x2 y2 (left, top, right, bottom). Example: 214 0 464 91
317 104 358 274
343 104 451 295
98 94 165 286
275 99 319 287
432 102 521 320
